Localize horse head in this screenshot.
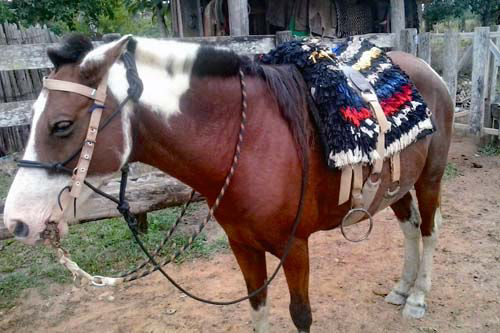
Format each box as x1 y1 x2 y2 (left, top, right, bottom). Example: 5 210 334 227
3 34 133 245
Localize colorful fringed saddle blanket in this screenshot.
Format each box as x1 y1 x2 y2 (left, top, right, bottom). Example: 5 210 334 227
259 38 435 169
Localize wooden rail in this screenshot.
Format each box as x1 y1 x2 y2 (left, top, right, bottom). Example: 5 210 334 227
0 171 202 240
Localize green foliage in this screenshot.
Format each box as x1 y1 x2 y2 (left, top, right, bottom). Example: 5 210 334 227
0 1 14 23
478 144 500 156
424 0 500 29
74 2 160 37
0 204 228 310
8 0 116 31
444 163 460 180
468 0 500 26
0 0 160 36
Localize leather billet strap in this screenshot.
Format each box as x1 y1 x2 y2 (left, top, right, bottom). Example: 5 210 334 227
338 90 389 207
43 74 109 201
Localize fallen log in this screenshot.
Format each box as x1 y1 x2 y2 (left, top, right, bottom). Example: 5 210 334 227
0 171 203 240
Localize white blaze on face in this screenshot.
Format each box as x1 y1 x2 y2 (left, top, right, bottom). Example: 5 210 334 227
3 91 68 244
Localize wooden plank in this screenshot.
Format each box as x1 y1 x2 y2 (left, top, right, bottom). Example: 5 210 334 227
432 31 500 39
0 24 7 45
0 172 203 240
418 32 431 64
0 100 34 127
489 39 500 62
443 30 459 106
391 0 406 49
0 33 397 72
400 28 417 56
469 27 490 136
228 0 249 36
0 43 56 70
485 26 500 131
454 123 499 136
455 110 469 118
174 35 276 54
276 31 293 45
457 45 473 73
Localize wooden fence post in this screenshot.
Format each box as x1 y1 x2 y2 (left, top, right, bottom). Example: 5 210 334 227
485 25 500 130
228 0 249 36
469 27 490 137
400 28 417 56
391 0 406 50
276 31 292 46
443 30 459 107
417 32 431 64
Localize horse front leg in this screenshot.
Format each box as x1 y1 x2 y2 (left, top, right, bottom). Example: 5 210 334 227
228 239 269 333
280 237 312 333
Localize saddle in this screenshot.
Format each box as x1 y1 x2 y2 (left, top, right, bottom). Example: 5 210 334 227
260 37 435 226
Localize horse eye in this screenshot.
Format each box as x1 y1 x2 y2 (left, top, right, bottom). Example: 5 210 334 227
52 120 74 137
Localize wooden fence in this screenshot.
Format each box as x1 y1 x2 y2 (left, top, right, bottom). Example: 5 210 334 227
419 26 500 140
0 24 498 239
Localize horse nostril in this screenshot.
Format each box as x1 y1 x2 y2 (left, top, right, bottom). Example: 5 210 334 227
13 221 30 238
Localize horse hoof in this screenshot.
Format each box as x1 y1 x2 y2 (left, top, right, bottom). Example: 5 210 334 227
385 290 407 305
402 301 426 319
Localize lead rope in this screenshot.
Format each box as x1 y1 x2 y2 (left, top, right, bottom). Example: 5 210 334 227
55 69 310 307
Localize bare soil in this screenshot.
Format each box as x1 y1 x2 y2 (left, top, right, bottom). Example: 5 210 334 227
1 135 499 333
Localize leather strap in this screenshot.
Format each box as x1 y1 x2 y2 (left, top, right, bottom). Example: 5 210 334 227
339 166 353 205
44 78 107 104
43 74 109 200
69 107 103 198
391 152 401 183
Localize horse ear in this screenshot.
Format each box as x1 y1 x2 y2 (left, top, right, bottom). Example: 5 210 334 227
80 35 132 83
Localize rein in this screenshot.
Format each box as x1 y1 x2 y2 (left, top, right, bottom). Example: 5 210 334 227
17 49 310 305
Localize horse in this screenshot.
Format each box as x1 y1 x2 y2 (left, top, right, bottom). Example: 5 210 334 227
3 34 453 332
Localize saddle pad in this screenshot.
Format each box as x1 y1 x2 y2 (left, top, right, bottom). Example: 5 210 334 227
259 37 435 169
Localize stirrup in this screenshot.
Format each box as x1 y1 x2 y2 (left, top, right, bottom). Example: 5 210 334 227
340 208 373 242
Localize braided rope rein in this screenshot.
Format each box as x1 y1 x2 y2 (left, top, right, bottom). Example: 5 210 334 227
55 69 248 286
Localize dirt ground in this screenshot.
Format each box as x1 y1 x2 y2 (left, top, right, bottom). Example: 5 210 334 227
1 135 499 333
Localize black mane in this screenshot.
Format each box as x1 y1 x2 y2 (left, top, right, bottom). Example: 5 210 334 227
47 33 94 68
192 46 256 77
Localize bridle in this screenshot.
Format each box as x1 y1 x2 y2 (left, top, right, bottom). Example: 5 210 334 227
17 46 309 306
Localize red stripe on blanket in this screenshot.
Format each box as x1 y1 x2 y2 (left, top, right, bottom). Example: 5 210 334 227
341 84 414 127
380 84 413 116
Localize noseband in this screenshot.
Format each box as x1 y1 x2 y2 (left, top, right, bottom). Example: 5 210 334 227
17 47 309 306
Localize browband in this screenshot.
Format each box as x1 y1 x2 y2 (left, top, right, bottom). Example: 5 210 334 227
43 78 107 104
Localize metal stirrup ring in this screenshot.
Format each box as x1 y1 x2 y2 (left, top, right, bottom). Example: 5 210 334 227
340 208 373 243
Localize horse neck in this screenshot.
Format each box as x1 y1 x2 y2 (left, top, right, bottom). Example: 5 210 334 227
130 74 244 198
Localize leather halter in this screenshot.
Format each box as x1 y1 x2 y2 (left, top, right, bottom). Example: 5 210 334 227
46 76 108 200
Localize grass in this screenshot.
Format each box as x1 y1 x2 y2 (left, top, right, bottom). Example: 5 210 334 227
478 144 500 156
0 204 228 310
444 162 460 181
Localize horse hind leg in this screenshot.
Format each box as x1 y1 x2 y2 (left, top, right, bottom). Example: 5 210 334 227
385 192 422 306
228 239 269 333
402 179 442 319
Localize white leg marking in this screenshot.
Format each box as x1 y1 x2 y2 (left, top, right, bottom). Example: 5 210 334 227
403 208 441 319
251 302 269 333
386 201 421 305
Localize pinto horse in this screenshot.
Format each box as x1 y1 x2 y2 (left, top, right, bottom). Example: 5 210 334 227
3 34 453 332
